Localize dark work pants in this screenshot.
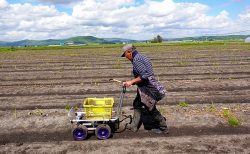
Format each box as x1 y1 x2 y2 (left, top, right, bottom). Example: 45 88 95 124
132 90 167 131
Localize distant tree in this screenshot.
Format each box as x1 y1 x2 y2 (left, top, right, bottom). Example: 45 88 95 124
156 35 163 43
151 35 163 43
10 46 16 51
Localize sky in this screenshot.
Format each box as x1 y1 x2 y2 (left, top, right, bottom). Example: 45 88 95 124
0 0 250 41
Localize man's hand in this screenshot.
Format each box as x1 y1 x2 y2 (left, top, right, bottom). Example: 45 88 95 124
123 80 133 87
122 77 142 87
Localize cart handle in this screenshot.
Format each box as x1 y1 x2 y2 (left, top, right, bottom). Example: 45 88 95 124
122 85 126 93
116 86 126 116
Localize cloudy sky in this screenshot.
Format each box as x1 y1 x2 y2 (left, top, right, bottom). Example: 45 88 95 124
0 0 250 41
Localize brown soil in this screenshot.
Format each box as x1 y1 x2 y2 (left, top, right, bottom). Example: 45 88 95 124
0 43 250 153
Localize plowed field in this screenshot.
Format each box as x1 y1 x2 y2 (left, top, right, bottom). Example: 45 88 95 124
0 43 250 153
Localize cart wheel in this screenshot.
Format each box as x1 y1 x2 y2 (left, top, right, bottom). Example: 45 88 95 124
72 125 88 140
95 124 111 140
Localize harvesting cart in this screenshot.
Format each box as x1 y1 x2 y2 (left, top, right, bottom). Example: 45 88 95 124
68 86 130 140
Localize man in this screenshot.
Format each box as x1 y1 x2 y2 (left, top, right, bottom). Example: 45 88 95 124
121 44 168 134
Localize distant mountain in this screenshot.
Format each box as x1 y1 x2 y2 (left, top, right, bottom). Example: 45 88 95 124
65 36 109 44
103 38 138 44
166 35 250 42
1 35 249 47
0 41 7 46
0 36 139 47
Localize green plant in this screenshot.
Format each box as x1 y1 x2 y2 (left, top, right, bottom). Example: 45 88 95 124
29 108 44 116
222 109 230 118
151 35 163 43
178 101 188 107
208 101 216 112
10 46 16 51
13 106 17 118
176 61 190 66
228 116 240 127
65 104 71 111
74 106 79 111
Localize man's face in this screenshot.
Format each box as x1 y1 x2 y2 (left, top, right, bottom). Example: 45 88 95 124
124 50 133 61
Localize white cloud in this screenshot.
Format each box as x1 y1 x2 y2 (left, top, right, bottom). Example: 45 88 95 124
0 0 249 41
186 10 232 29
0 0 7 8
239 8 250 23
147 0 176 17
37 0 81 5
0 2 76 41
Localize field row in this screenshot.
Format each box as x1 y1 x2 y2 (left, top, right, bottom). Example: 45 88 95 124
1 54 250 64
1 90 249 110
0 43 250 151
0 61 250 73
1 65 250 80
0 102 249 144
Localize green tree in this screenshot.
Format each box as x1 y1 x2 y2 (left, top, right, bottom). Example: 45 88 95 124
151 35 163 43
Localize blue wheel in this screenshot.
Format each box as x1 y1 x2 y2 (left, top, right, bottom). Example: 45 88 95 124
95 124 111 140
72 125 88 140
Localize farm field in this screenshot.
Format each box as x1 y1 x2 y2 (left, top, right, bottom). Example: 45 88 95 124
0 42 250 153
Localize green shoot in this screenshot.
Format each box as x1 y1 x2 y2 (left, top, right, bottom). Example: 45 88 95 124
222 109 230 118
179 101 188 107
228 116 240 127
65 104 71 111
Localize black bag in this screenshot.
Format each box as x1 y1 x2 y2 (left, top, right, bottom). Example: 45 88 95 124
140 108 159 130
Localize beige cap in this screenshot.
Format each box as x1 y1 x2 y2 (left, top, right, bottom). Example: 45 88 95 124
121 44 136 57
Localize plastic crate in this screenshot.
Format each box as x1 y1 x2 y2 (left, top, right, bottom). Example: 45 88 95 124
83 98 114 120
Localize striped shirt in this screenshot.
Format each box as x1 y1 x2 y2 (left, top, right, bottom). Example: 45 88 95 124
132 50 154 82
131 50 166 110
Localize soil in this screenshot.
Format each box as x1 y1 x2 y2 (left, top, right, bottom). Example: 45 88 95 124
0 43 250 153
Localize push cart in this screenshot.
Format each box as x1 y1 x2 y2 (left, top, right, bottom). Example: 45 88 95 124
68 86 130 140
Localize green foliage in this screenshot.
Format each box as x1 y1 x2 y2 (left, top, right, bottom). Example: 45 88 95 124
151 35 163 43
65 104 71 111
179 101 188 107
29 108 44 116
65 104 80 112
228 116 240 127
0 41 247 52
65 36 108 44
176 61 191 66
10 46 16 51
221 108 240 127
74 106 79 111
0 47 17 52
0 43 123 52
13 106 17 118
208 101 216 112
222 109 230 118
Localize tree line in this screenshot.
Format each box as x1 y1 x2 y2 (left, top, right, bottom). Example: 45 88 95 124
151 35 163 43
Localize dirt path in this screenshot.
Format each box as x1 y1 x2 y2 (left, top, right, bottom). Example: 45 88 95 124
1 134 249 153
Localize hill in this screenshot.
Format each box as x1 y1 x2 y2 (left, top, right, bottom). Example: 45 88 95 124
1 35 250 47
167 35 250 42
0 36 138 47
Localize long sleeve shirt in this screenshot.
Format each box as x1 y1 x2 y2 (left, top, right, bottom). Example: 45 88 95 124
132 50 154 82
131 50 166 110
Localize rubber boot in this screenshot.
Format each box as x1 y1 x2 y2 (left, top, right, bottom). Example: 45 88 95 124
152 108 168 133
129 109 142 132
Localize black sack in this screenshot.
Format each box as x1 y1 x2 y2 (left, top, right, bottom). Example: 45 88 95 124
140 108 160 130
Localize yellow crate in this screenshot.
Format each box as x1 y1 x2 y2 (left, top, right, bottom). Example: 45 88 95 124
83 98 114 120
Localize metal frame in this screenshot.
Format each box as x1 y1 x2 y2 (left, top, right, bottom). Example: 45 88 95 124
69 86 126 133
